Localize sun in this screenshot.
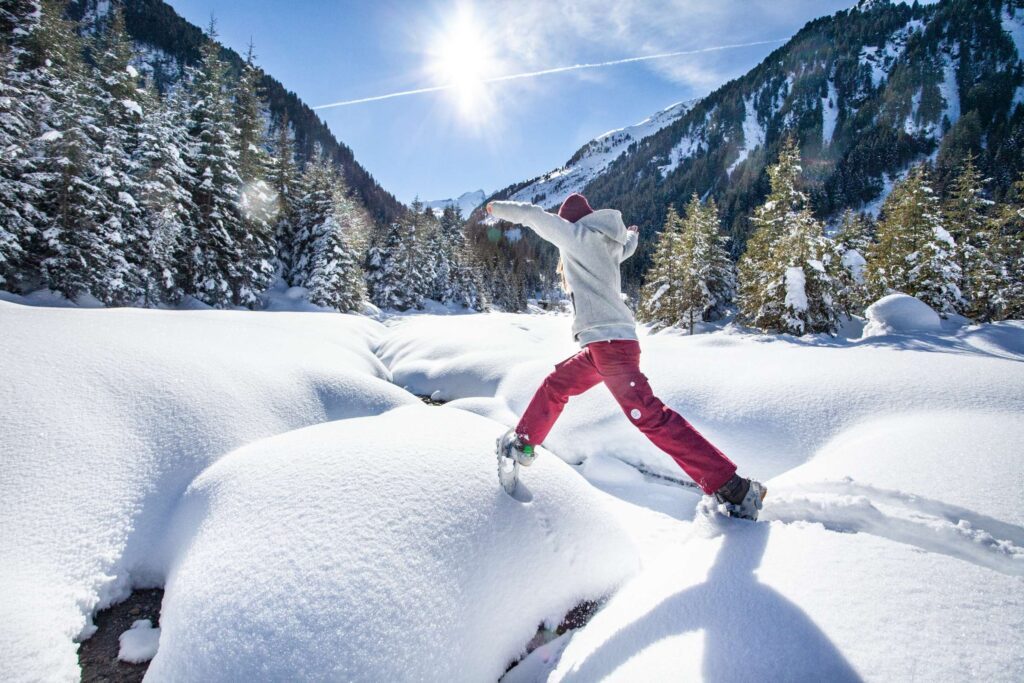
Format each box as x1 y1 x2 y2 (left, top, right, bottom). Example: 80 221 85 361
427 6 498 121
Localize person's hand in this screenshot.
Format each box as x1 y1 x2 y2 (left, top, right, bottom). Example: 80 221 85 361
627 224 638 233
486 202 494 215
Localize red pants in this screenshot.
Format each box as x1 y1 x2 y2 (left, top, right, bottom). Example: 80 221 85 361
516 339 736 494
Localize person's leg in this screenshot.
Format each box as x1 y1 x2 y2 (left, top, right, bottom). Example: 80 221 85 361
589 340 737 495
515 347 602 446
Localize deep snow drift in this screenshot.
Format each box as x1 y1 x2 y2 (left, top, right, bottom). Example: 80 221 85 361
2 299 1023 681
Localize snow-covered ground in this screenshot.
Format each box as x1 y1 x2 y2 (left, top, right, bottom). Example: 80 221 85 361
2 298 1023 681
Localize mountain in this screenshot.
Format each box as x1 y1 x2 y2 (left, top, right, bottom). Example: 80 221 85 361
421 190 487 219
488 0 1024 285
504 100 695 208
67 0 406 227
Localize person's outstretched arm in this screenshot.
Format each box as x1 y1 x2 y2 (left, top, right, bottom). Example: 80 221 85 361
487 201 580 251
622 226 639 261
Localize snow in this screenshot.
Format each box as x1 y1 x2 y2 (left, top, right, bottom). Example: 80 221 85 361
863 292 942 336
0 301 416 681
148 406 636 681
420 189 486 218
841 248 867 284
784 265 808 312
658 134 702 178
859 19 924 88
1004 6 1024 62
3 300 1024 681
118 619 160 663
938 48 960 127
821 79 839 144
510 101 694 208
727 96 764 176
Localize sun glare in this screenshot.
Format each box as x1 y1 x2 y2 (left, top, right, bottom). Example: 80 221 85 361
428 6 498 122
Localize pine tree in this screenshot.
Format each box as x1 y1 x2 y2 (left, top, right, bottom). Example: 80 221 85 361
944 155 1001 321
365 221 407 310
23 0 112 301
89 4 146 304
992 173 1024 320
0 0 40 289
268 112 299 278
638 204 684 328
134 82 196 304
186 20 273 307
677 196 735 333
833 209 874 315
738 137 841 334
866 163 962 316
288 145 365 309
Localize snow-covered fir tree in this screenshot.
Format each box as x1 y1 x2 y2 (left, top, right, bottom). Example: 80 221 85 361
676 195 734 333
833 209 874 316
437 204 485 309
944 155 1001 321
638 204 684 327
866 163 962 316
233 40 276 257
366 221 415 310
89 4 147 305
23 0 113 301
133 81 195 305
993 172 1024 320
292 151 365 311
186 20 273 307
738 137 841 334
268 112 299 277
0 0 40 289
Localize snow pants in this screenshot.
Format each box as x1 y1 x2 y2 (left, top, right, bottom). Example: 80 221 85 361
516 339 737 494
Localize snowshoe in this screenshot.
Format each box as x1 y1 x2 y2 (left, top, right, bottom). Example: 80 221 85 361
713 475 767 521
496 429 535 495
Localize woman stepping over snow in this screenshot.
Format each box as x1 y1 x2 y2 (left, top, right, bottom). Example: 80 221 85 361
489 193 766 520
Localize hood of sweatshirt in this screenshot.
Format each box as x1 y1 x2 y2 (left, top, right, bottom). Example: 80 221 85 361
577 209 628 245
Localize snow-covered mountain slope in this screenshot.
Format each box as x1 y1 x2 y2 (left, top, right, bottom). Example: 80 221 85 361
3 298 1023 680
506 101 695 208
421 189 487 218
491 0 1024 277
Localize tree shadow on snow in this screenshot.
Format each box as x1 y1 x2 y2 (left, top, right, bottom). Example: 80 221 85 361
561 523 863 682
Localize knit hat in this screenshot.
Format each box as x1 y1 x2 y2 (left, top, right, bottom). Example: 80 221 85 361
557 193 594 223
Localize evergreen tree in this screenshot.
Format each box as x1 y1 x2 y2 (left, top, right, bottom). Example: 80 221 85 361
677 196 735 333
866 164 962 316
290 145 365 310
23 0 112 301
186 20 273 307
738 137 842 334
833 209 874 315
90 4 146 304
365 221 410 310
638 204 684 328
134 82 196 304
992 173 1024 320
0 1 40 289
944 155 1001 321
268 112 299 277
234 41 270 184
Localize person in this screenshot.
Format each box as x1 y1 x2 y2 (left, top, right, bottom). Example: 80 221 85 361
487 193 766 520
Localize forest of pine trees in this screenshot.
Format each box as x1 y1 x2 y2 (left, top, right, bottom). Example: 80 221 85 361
0 1 482 313
636 136 1024 335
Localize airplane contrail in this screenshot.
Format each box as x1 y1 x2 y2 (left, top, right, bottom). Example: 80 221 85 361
312 38 787 110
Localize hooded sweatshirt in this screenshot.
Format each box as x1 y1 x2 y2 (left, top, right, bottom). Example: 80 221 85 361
489 200 639 345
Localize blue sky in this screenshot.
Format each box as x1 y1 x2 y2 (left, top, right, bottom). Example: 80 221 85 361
165 0 854 204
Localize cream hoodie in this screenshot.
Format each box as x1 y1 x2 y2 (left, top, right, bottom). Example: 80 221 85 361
489 201 638 345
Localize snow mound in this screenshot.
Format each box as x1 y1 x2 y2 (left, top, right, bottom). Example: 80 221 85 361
147 406 637 681
863 292 942 336
0 301 415 682
118 619 160 663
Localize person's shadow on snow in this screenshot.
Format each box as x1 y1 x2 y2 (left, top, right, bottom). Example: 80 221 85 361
562 522 863 682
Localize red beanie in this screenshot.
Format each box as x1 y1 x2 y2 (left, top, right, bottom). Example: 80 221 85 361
557 193 594 223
